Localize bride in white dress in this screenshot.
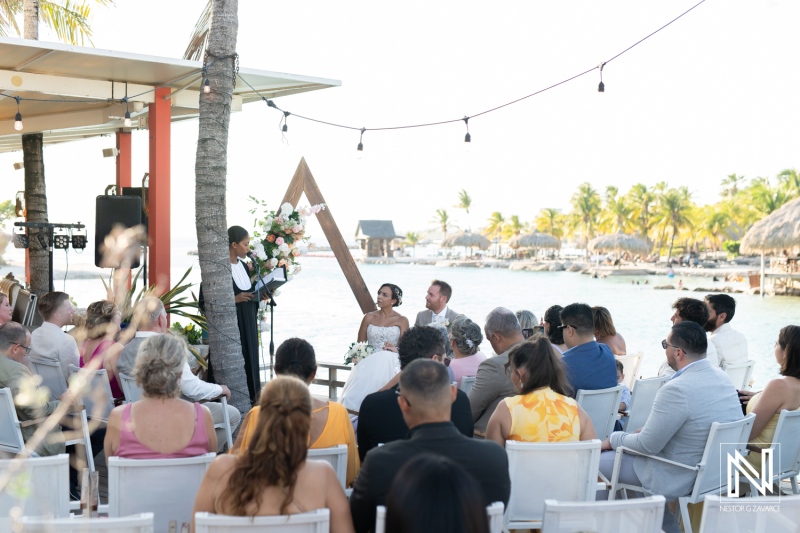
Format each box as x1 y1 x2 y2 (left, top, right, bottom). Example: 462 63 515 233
340 284 409 413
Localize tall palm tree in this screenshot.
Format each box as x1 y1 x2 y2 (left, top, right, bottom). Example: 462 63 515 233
431 209 452 241
501 215 526 240
698 206 731 254
454 189 472 231
534 208 564 238
599 186 634 234
777 168 800 199
720 173 746 200
7 0 113 296
569 183 601 249
657 187 694 262
747 177 789 216
404 231 420 258
626 183 656 243
194 0 249 412
483 211 504 256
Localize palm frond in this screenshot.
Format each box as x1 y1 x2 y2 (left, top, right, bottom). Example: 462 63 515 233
183 0 211 60
0 0 22 37
39 0 94 46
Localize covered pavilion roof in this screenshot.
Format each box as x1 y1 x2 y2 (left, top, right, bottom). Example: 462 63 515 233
0 37 341 152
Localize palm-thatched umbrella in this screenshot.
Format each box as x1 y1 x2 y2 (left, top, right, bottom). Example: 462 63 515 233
588 232 650 267
441 231 490 256
508 232 562 250
741 197 800 297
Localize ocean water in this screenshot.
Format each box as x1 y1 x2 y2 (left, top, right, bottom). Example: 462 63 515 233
8 240 800 390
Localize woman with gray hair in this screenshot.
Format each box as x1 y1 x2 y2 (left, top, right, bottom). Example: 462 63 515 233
104 334 217 459
448 316 487 387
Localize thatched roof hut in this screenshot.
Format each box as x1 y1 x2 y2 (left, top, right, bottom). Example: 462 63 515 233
588 232 650 254
441 231 490 250
508 232 561 250
741 198 800 254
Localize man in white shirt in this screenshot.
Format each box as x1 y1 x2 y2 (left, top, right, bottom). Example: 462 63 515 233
414 280 460 327
30 292 80 381
705 294 749 368
114 297 240 451
659 297 719 376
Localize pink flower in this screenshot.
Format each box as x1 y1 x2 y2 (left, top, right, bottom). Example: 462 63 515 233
292 225 302 233
275 237 285 246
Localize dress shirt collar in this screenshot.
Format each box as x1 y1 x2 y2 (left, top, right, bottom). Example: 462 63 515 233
670 357 708 380
432 306 449 322
39 321 66 334
711 322 731 336
407 421 460 440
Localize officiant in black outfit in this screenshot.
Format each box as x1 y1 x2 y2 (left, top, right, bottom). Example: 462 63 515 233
200 225 263 406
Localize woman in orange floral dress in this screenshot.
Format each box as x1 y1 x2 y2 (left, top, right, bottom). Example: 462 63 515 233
486 337 596 447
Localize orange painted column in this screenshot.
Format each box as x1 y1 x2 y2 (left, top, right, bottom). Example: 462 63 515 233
115 131 132 190
148 87 170 293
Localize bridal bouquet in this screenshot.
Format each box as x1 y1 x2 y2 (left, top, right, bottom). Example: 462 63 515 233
344 342 375 365
248 198 326 278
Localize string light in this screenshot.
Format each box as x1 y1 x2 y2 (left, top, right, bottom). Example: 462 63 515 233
463 116 471 143
282 111 290 132
203 78 211 94
14 96 22 131
598 62 606 93
357 127 365 152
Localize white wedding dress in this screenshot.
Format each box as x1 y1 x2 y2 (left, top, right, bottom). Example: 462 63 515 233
339 325 402 413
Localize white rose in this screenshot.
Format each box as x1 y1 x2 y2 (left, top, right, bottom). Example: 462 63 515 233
279 243 290 254
263 217 273 228
299 206 312 217
280 203 294 217
268 258 279 268
257 250 267 261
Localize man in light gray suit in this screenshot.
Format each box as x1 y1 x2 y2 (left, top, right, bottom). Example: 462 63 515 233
414 280 460 327
115 297 240 451
467 307 525 434
600 321 742 533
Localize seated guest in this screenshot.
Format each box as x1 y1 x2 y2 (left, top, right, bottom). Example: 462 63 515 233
339 350 400 414
232 338 360 486
616 360 631 412
448 316 487 388
30 291 80 381
515 309 538 338
592 306 626 355
543 304 567 353
350 359 510 533
192 376 354 533
560 303 617 396
487 337 596 446
114 297 240 451
80 300 124 399
0 292 13 327
660 297 719 376
104 334 217 458
468 307 524 433
385 454 490 533
739 325 800 477
0 322 65 456
705 294 749 368
599 321 743 533
357 326 473 460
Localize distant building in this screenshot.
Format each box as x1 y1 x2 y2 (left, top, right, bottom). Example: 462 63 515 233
355 220 402 258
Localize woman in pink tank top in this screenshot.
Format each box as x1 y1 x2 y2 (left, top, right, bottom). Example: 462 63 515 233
104 334 216 459
80 300 124 399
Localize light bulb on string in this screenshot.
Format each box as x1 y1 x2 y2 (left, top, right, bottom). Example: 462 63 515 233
203 78 211 94
14 97 22 131
463 116 471 143
598 62 606 93
357 127 366 152
123 97 131 127
282 111 290 132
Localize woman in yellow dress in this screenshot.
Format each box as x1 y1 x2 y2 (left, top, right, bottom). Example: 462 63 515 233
739 325 800 476
487 336 596 447
231 338 360 486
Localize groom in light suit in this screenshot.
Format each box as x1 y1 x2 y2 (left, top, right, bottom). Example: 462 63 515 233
415 280 460 327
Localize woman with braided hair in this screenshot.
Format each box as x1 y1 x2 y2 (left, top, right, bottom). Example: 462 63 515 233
191 376 354 532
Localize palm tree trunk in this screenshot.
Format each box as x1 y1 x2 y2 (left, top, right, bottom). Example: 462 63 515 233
22 133 49 296
195 0 249 413
23 1 50 296
667 228 676 262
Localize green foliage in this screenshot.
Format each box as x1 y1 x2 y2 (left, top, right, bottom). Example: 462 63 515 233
171 321 203 345
723 240 740 256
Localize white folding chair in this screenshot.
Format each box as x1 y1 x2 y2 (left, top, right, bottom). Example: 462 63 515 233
375 503 504 533
576 386 623 441
118 373 142 404
28 355 68 400
68 364 115 423
28 357 96 472
0 454 70 519
107 453 215 532
0 387 36 455
614 352 643 391
700 494 800 532
608 413 756 533
504 440 602 530
194 509 329 533
307 444 348 489
748 409 800 495
459 376 477 395
19 512 154 532
621 376 669 432
723 359 756 390
541 495 665 533
214 396 233 451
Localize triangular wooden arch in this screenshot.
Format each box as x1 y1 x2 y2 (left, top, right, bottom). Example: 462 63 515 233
281 158 375 314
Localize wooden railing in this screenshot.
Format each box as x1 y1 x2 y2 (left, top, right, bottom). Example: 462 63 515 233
260 362 352 401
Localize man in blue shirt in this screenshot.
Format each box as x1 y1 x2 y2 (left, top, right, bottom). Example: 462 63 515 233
560 303 617 396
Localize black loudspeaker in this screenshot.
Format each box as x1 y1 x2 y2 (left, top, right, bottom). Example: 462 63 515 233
121 187 149 234
95 195 143 268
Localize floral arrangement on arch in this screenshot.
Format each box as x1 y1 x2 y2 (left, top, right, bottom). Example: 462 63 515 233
248 198 326 278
